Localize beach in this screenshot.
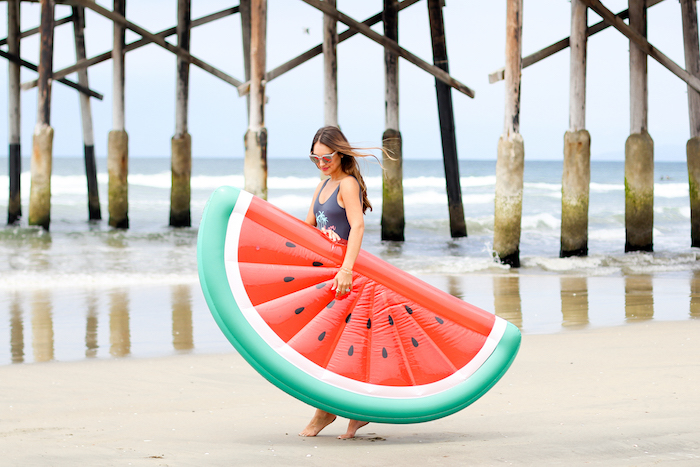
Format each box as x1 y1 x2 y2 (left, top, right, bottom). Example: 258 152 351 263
2 318 699 466
2 157 700 464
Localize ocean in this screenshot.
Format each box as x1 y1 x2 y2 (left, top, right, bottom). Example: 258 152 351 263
1 156 698 365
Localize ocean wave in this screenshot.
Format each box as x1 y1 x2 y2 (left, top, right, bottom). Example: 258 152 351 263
655 183 688 198
0 172 689 197
388 255 509 275
525 182 560 191
521 213 561 230
523 251 700 275
590 182 623 192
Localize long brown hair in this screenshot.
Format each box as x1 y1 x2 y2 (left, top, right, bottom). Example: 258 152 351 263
310 126 376 214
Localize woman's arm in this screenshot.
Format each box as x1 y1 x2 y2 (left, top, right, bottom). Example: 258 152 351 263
334 177 364 295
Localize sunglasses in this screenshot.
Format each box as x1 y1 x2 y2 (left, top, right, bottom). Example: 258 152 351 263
309 151 337 166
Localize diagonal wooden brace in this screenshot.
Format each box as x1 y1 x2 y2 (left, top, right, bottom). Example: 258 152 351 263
293 0 475 98
20 7 240 91
487 0 664 84
238 0 422 96
0 14 75 47
54 0 245 90
2 49 103 99
582 0 700 94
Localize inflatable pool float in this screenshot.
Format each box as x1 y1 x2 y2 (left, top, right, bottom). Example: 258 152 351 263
197 186 521 423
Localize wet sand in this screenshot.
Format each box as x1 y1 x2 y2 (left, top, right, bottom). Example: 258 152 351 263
3 270 700 365
2 319 699 466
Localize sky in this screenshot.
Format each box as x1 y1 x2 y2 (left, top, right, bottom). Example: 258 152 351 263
0 0 697 161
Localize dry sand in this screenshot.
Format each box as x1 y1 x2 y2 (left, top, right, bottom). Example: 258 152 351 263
2 319 699 466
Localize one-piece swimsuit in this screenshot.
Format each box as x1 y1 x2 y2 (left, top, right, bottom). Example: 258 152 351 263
313 178 353 241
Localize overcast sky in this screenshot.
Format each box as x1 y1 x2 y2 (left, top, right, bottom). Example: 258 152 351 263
0 0 697 161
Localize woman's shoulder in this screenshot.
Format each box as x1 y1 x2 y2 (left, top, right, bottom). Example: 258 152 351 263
339 174 359 189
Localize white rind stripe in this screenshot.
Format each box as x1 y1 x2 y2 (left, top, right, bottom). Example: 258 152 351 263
224 190 506 399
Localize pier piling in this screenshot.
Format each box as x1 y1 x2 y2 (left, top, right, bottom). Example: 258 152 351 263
323 0 338 127
108 0 129 229
7 0 21 225
681 0 700 248
625 0 653 252
561 0 590 258
561 130 591 257
170 0 192 228
381 0 405 241
494 0 524 267
72 6 101 221
243 0 268 199
28 0 55 231
625 132 654 252
428 0 466 238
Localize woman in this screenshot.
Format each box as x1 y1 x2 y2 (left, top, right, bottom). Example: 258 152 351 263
299 126 374 439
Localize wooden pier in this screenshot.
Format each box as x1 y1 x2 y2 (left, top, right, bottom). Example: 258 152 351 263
2 1 700 266
489 0 700 266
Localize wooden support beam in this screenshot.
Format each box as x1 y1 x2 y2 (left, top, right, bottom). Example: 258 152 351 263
7 0 21 224
629 0 648 134
240 0 251 116
488 0 664 84
21 7 240 91
561 0 591 258
569 0 587 132
0 13 74 46
581 0 700 94
238 0 421 96
323 0 338 127
680 0 700 247
625 0 654 253
428 0 466 238
28 0 55 230
381 0 405 242
56 0 244 89
72 6 101 221
2 49 103 99
244 0 268 199
494 0 525 267
297 0 475 98
108 0 129 229
681 0 700 139
170 0 192 228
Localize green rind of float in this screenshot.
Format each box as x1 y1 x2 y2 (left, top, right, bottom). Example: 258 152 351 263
197 186 521 424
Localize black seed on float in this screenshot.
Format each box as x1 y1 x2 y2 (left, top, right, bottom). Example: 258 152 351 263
382 348 388 358
405 305 413 314
285 242 296 248
318 331 326 341
316 283 326 289
388 315 394 325
436 316 444 324
345 313 352 323
294 307 304 315
367 319 371 329
411 337 419 347
283 277 294 282
312 261 323 267
348 345 354 356
327 300 335 308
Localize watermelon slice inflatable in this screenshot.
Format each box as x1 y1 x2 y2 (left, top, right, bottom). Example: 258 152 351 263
197 186 521 424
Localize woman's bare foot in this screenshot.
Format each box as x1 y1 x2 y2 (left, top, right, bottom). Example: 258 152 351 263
299 409 337 437
338 420 369 439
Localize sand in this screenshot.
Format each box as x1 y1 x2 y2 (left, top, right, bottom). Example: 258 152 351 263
2 319 699 466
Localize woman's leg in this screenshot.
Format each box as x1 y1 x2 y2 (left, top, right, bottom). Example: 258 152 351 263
299 409 337 437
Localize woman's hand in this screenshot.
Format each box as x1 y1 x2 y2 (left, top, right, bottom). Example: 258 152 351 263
333 267 353 297
321 228 341 242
